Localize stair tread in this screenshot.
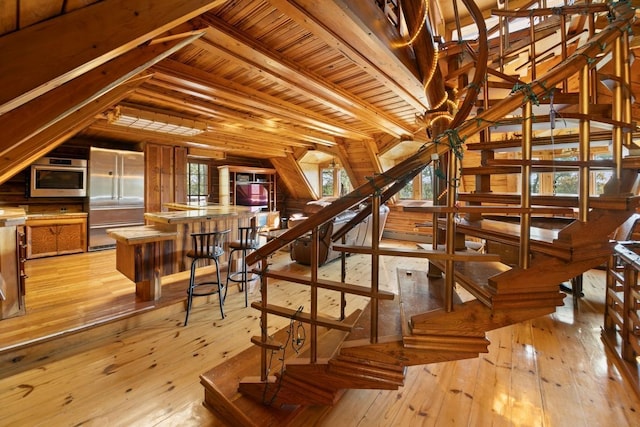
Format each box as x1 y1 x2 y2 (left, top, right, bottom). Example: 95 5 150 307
458 192 640 210
397 269 450 323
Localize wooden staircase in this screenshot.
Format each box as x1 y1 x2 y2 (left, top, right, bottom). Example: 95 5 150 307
200 2 639 425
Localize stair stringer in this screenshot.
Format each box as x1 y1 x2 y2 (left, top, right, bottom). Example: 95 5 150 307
556 207 640 245
337 335 482 367
410 299 556 336
488 253 608 293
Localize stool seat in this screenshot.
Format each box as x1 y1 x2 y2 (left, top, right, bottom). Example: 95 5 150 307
228 239 258 250
184 229 230 326
227 226 260 307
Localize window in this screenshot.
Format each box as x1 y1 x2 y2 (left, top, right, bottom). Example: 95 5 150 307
320 166 353 198
398 165 435 201
321 168 334 197
592 152 613 195
553 155 579 195
188 162 209 204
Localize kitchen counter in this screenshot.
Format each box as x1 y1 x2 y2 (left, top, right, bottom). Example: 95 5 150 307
0 208 26 226
107 225 177 245
147 204 253 224
26 212 88 220
111 205 256 301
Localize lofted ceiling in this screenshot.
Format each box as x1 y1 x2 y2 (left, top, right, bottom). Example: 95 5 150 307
0 0 639 190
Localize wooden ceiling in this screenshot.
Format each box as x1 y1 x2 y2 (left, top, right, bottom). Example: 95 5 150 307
0 0 639 187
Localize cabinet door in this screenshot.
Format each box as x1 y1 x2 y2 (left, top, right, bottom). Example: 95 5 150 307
56 223 85 255
27 225 58 258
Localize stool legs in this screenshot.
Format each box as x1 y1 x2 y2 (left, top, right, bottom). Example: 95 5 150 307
227 246 255 307
184 257 225 326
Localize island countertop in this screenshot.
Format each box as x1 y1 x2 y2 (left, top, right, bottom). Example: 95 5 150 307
107 225 177 245
145 204 254 224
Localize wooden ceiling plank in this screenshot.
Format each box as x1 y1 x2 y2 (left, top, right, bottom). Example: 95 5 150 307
0 0 225 114
131 84 339 147
151 60 370 141
268 0 431 112
87 122 290 158
196 13 413 138
0 79 146 184
0 34 202 159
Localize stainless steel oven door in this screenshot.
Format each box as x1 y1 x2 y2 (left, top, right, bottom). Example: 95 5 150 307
30 164 87 197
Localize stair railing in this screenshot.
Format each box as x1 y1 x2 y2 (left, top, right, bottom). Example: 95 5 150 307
246 0 635 388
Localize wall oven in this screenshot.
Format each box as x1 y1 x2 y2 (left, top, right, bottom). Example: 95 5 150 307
30 157 88 197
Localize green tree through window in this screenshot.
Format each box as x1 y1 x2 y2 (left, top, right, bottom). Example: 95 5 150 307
188 162 208 204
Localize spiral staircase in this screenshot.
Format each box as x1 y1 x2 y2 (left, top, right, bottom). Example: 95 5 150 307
200 2 639 425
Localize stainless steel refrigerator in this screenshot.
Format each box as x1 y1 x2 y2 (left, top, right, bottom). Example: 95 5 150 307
88 147 145 250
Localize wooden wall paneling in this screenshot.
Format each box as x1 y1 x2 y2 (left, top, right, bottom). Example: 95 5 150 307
174 146 188 204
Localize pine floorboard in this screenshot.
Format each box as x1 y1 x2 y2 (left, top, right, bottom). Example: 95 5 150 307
0 241 639 426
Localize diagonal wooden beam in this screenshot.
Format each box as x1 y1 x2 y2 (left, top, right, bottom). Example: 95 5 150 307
0 0 225 114
196 13 413 138
0 78 149 185
0 34 203 160
268 0 430 112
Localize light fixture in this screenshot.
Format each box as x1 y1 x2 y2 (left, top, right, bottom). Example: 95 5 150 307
107 106 207 136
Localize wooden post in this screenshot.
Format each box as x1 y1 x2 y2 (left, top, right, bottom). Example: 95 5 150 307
370 194 380 342
520 101 532 269
310 226 318 363
579 63 590 221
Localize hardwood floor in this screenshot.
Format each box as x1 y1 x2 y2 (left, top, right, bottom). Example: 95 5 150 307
1 243 639 426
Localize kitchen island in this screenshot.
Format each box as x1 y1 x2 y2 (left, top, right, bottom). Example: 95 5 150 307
108 204 256 301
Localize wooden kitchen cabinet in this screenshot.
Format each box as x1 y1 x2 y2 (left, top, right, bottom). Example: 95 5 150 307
26 214 87 259
0 209 27 319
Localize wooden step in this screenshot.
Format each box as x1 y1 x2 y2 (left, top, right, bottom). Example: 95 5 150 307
410 299 556 335
402 333 490 353
461 159 616 176
327 355 406 389
239 370 339 406
339 337 481 367
465 130 616 151
200 324 334 426
457 192 640 210
556 208 636 245
451 218 572 259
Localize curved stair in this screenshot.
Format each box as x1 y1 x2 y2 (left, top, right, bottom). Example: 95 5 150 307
200 2 639 425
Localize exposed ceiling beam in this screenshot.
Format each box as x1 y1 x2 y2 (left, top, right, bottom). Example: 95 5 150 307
88 121 290 158
271 154 317 199
268 0 430 112
0 79 147 184
196 13 414 138
0 0 225 115
0 34 202 159
150 59 371 141
131 84 339 147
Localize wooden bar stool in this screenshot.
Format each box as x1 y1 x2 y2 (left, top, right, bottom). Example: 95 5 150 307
226 226 259 307
184 229 230 326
